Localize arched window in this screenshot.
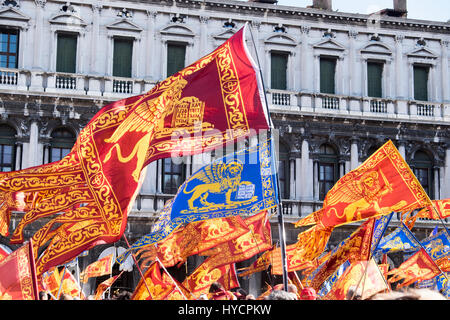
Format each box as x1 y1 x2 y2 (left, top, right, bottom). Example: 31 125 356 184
412 150 433 199
278 143 290 199
0 124 16 172
49 128 76 163
162 158 186 195
318 144 338 201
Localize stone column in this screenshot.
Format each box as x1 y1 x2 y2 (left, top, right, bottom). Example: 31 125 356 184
441 40 449 102
443 147 450 199
433 166 440 200
90 4 102 75
394 35 405 99
350 139 359 170
145 11 157 80
300 26 311 93
348 30 358 96
32 0 46 70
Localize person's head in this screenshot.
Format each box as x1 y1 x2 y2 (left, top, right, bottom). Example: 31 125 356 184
39 291 49 300
59 293 73 300
287 284 298 294
369 288 447 300
197 294 208 300
299 287 317 300
266 290 296 300
346 286 362 300
245 294 256 300
209 282 224 293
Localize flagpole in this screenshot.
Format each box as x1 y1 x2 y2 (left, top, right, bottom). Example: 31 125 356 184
122 234 154 299
247 21 289 292
28 240 40 300
155 256 189 300
56 265 67 300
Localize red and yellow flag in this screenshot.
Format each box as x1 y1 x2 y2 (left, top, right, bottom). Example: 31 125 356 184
294 140 431 261
271 244 316 275
200 211 272 268
132 261 192 300
80 254 114 283
182 259 238 296
387 248 442 288
417 200 450 220
309 141 431 230
136 215 249 269
0 24 269 276
324 259 389 300
94 273 122 300
310 218 375 291
238 250 272 278
0 241 38 300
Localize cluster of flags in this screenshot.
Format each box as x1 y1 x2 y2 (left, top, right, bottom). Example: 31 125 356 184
0 23 448 300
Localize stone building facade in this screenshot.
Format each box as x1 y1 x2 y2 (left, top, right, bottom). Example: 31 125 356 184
0 0 448 296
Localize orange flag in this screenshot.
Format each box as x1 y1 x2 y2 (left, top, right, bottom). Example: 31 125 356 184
271 244 315 275
238 250 272 278
135 216 249 269
182 259 238 296
324 259 389 300
310 218 375 291
0 241 38 300
417 200 450 220
0 24 269 276
132 261 192 300
387 248 442 288
94 273 122 300
80 254 114 283
41 267 62 298
294 141 431 262
59 269 83 299
200 211 272 268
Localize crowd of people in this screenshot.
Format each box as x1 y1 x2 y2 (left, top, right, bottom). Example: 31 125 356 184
36 281 446 300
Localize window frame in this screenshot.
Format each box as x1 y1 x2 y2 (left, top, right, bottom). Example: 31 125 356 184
0 27 19 69
161 158 186 195
319 56 337 95
56 32 78 74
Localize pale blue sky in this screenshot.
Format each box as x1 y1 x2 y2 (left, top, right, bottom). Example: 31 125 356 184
239 0 450 22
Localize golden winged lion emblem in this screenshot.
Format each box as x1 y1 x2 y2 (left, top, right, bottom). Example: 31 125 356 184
325 170 407 222
103 79 195 182
183 159 256 211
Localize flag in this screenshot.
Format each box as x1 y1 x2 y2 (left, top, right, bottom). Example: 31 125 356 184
387 248 442 288
41 267 62 299
132 261 192 300
436 272 449 298
93 273 121 300
324 259 389 300
310 218 375 291
59 268 83 299
294 141 431 261
238 250 272 278
0 23 269 276
370 212 393 255
0 244 10 262
199 210 272 268
0 241 38 300
80 254 114 283
271 244 316 275
317 260 351 298
118 139 279 264
136 215 249 270
417 200 450 220
420 230 450 261
182 259 237 296
374 222 421 255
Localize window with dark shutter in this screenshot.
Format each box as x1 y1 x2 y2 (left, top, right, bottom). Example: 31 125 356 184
367 62 383 98
271 52 288 90
320 57 336 94
318 144 338 201
0 125 16 172
56 33 77 73
49 128 76 163
412 150 433 199
113 38 133 78
0 28 19 68
167 43 186 77
414 65 429 102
